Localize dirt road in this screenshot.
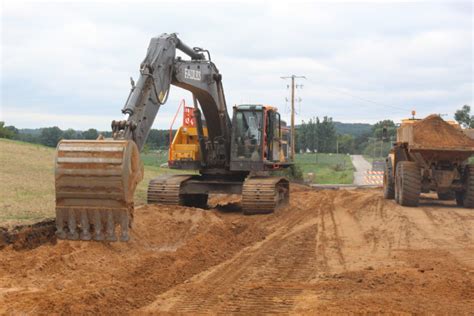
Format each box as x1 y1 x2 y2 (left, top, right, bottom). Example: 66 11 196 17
1 186 473 314
351 155 372 185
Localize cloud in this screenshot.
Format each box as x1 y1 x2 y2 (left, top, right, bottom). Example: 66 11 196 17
1 0 472 130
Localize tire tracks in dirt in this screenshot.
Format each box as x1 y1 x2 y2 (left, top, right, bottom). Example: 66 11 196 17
1 187 473 314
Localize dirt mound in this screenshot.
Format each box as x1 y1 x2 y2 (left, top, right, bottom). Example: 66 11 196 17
411 114 474 148
1 189 473 314
0 204 267 314
0 219 56 250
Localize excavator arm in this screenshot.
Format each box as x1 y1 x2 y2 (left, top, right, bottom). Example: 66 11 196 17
114 33 231 166
54 33 231 242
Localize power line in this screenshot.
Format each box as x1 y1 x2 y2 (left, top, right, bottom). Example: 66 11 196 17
304 77 412 113
281 75 306 160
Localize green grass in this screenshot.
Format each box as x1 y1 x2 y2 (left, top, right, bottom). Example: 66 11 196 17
141 150 355 185
140 150 169 167
0 139 186 226
0 139 356 225
295 153 354 184
0 139 56 225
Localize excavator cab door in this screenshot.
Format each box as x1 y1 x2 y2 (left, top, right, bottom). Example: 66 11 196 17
230 105 265 171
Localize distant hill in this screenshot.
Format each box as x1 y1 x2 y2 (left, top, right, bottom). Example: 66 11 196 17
333 122 372 137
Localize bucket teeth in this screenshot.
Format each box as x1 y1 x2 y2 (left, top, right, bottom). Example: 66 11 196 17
55 207 133 243
119 211 130 242
79 211 92 241
92 211 104 241
67 209 79 240
105 210 117 242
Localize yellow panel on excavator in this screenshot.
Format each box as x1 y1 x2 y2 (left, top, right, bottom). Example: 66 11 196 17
169 126 207 163
55 139 143 242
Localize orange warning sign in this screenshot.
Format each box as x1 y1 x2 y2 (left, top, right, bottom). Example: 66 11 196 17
183 106 196 127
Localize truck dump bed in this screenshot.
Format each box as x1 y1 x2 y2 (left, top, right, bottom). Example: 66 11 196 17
397 114 474 161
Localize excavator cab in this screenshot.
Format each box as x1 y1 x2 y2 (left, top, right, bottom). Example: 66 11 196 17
230 105 291 171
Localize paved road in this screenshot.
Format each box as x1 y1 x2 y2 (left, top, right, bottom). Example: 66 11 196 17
350 155 372 185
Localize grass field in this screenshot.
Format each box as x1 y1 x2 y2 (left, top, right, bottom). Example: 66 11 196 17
0 139 55 225
0 139 354 225
141 151 355 184
140 150 169 167
296 153 354 184
0 139 183 226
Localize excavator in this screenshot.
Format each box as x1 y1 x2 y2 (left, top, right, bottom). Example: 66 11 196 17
54 33 292 242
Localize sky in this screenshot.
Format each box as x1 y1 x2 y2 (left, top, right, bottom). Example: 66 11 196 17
1 0 473 130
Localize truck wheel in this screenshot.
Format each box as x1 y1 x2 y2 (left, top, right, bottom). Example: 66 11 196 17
383 159 395 199
395 161 421 207
437 191 455 200
462 165 474 208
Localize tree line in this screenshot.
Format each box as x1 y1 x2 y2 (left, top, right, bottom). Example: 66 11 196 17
1 104 470 156
0 123 173 150
0 119 393 156
295 116 398 156
296 116 337 153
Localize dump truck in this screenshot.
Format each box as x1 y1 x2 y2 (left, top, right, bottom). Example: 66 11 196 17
55 33 292 242
383 114 474 207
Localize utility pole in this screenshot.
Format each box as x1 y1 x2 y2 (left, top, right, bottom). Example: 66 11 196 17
281 75 306 161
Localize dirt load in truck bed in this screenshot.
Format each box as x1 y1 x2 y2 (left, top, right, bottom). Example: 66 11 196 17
410 114 474 149
0 186 473 314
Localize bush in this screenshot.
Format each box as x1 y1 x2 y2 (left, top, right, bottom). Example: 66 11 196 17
332 163 345 172
272 164 304 181
0 122 18 139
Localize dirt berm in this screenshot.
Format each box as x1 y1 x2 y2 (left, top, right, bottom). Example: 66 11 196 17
0 186 473 314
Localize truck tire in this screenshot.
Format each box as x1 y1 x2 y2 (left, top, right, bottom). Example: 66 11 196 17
462 165 474 208
437 191 455 200
395 161 421 207
383 159 395 199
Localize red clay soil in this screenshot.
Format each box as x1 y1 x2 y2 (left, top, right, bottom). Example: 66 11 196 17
1 186 473 314
411 114 474 148
0 220 56 251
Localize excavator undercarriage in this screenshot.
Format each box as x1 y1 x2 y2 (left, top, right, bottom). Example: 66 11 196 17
147 174 289 214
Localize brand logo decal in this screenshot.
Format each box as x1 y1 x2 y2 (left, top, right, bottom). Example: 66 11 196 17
184 69 201 81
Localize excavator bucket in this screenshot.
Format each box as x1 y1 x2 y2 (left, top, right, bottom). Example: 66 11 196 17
54 139 143 242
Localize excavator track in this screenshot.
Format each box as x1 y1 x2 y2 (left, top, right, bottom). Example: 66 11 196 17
147 175 194 205
241 177 289 215
55 140 143 242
